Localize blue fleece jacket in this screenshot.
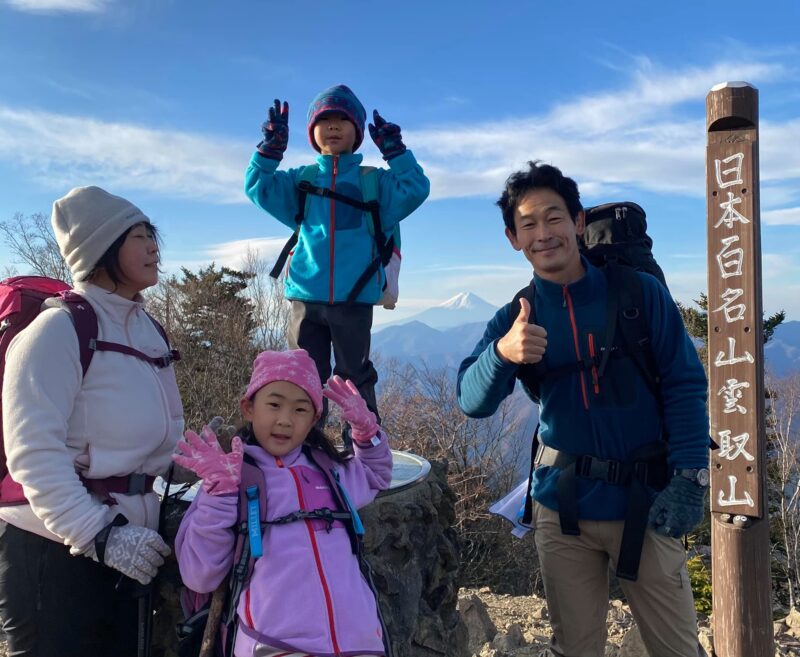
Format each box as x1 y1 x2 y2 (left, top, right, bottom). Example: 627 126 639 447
457 259 709 521
244 150 429 305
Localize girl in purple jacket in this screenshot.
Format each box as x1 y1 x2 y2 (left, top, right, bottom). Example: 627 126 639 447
174 349 392 657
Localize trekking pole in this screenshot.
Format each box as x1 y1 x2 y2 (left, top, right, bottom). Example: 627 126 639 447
133 581 153 657
199 578 227 657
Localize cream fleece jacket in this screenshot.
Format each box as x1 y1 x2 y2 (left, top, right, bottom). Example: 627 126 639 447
0 282 183 552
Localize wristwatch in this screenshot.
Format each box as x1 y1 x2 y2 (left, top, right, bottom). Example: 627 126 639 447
674 468 710 488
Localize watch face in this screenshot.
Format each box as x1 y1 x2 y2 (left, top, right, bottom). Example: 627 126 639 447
696 469 710 487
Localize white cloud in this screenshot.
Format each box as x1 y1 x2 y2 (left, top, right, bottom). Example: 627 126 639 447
763 207 800 226
1 57 798 208
204 237 288 268
5 0 109 13
0 105 251 203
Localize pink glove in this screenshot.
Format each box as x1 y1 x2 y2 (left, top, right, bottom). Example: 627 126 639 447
323 376 380 444
172 425 244 495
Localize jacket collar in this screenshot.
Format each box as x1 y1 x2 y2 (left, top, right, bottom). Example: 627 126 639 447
314 152 363 174
532 256 604 308
71 281 146 323
244 443 305 468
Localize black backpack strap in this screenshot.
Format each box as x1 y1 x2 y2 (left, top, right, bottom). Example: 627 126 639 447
269 168 318 280
344 193 390 305
604 265 661 401
521 423 540 526
615 441 669 581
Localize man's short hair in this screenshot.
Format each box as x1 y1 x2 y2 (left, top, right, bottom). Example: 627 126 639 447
496 161 583 234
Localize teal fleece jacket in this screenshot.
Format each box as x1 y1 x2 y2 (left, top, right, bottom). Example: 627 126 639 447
245 150 429 305
457 259 710 521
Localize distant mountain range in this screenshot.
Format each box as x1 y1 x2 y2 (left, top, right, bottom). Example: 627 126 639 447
374 292 800 378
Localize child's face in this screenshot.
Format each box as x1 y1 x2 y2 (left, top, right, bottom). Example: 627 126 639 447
240 380 317 458
313 112 357 156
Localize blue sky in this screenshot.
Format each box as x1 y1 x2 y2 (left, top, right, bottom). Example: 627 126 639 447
1 0 799 326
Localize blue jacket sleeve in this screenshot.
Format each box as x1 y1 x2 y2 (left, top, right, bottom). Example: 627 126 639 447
376 149 430 232
243 152 301 230
640 274 710 470
456 304 520 418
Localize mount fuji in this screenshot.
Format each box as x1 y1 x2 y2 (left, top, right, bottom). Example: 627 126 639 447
381 292 498 331
372 293 498 368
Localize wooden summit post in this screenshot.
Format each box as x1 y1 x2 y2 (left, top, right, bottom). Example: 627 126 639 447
706 81 773 657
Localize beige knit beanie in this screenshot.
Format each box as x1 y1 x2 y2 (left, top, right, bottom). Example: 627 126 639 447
51 186 150 282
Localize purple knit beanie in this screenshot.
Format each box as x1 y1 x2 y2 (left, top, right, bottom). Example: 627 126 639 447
243 349 324 417
307 84 366 152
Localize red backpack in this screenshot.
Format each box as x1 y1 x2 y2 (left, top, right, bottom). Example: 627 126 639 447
0 275 180 505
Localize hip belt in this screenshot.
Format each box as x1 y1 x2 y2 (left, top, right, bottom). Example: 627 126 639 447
535 441 668 581
81 473 156 506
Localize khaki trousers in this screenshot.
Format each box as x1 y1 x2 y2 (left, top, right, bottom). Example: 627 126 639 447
533 502 701 657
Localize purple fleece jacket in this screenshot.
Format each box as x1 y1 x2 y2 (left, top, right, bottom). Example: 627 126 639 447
176 434 392 657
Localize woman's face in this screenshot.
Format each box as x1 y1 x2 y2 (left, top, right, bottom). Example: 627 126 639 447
114 223 160 297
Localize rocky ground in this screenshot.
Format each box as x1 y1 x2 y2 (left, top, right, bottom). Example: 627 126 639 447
459 587 800 657
3 588 800 656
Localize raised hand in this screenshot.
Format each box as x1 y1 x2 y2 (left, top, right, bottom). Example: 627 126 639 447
172 425 244 495
496 298 547 365
648 477 706 538
323 375 379 443
257 99 290 160
368 110 406 161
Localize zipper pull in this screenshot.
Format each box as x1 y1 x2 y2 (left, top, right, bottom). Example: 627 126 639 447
333 155 338 177
562 285 567 308
588 334 600 394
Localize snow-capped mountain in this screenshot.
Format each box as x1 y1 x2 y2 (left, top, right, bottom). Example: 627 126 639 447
380 292 498 330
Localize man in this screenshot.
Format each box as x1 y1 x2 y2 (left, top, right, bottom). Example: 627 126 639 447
457 161 709 657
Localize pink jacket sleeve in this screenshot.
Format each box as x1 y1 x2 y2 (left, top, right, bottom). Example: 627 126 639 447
175 490 239 593
338 429 393 509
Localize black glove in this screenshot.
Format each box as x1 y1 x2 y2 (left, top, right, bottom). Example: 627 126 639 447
257 99 289 161
648 476 707 538
368 110 406 161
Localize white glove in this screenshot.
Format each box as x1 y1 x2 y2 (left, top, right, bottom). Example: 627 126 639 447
87 524 171 585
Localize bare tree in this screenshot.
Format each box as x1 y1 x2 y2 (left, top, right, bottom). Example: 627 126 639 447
240 248 291 352
376 358 538 592
0 212 71 283
767 371 800 608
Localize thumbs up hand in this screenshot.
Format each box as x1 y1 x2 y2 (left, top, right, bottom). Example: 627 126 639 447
496 298 547 365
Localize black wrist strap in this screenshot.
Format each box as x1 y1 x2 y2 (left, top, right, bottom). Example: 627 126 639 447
94 513 129 564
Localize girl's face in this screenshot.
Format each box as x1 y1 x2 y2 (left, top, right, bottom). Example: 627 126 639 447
240 380 317 457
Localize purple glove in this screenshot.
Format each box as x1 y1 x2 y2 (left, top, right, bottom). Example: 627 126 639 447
368 110 406 161
172 425 244 495
257 99 289 160
323 376 380 443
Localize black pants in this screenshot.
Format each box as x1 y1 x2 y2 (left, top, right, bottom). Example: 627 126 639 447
288 300 381 424
0 521 139 657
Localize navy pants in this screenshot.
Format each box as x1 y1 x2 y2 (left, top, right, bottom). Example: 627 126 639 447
288 300 381 424
0 521 139 657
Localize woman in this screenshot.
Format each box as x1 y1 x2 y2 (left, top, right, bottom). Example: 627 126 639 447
0 186 184 657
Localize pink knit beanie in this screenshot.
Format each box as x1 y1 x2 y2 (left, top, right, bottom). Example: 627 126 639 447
243 349 323 416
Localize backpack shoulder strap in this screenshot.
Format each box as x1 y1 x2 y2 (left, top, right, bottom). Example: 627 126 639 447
603 266 662 402
305 446 362 553
57 292 99 378
298 164 320 222
269 165 320 280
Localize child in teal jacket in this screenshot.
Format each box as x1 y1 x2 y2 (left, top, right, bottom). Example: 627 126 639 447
244 84 429 426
